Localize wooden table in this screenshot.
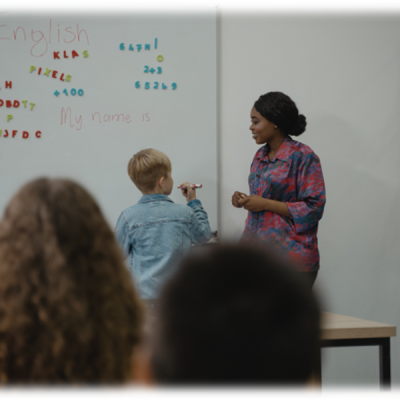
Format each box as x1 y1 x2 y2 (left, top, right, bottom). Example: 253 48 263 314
317 312 397 389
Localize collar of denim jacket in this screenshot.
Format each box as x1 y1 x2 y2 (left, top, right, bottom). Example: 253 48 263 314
138 194 173 203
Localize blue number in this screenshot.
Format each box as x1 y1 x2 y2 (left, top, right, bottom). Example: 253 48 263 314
154 82 159 89
63 89 68 96
162 83 167 89
157 67 162 74
172 83 177 90
120 43 125 50
71 88 76 96
78 89 84 96
137 44 142 52
144 66 149 73
129 44 134 51
135 81 140 88
145 82 150 89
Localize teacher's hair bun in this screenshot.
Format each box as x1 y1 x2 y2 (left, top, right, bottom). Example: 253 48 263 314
290 114 307 137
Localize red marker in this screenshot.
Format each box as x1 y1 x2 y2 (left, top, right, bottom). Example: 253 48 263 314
178 184 203 190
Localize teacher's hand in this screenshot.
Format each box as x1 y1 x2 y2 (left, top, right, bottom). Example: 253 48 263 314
238 195 267 212
232 191 247 208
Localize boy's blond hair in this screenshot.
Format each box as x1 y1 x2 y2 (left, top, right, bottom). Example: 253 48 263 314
128 149 172 192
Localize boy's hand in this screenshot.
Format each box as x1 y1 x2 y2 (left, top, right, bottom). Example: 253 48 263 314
179 182 197 202
232 191 247 208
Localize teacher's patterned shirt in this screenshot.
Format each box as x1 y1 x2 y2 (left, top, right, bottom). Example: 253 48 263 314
242 136 326 272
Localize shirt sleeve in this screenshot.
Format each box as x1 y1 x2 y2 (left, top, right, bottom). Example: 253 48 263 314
187 199 212 245
114 212 131 258
286 152 326 234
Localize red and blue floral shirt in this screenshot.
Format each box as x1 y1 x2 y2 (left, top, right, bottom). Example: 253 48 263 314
242 136 326 272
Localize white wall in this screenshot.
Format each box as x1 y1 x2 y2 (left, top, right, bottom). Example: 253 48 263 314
219 12 400 387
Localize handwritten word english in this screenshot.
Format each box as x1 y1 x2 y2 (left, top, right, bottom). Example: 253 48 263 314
0 19 90 57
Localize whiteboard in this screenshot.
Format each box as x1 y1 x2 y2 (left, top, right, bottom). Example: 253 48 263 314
0 11 217 231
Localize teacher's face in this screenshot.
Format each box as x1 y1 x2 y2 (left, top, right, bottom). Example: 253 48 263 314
250 107 278 145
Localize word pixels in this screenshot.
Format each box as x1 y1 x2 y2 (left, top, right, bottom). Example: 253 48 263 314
30 66 71 82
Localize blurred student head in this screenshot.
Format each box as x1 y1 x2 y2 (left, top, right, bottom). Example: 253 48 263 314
151 242 321 385
0 178 144 383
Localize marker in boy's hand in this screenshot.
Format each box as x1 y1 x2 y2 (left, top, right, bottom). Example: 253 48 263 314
178 182 199 202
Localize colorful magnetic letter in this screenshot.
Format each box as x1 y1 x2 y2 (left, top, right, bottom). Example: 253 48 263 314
3 130 9 137
0 100 3 106
83 50 89 58
65 75 72 82
7 114 13 121
44 68 51 77
23 131 29 139
120 43 125 50
129 44 134 51
64 51 69 58
36 131 42 138
5 81 12 88
59 73 65 81
135 81 140 88
22 100 28 108
13 100 20 107
145 44 150 50
30 103 36 110
30 66 36 73
137 44 142 52
172 83 177 90
54 90 60 96
54 51 60 59
52 70 58 78
162 83 167 89
38 68 42 75
0 130 2 137
145 82 150 89
72 50 79 58
155 38 158 49
157 55 164 62
12 130 17 138
6 100 12 108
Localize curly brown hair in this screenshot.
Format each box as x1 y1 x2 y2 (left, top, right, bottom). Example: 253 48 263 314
0 178 144 384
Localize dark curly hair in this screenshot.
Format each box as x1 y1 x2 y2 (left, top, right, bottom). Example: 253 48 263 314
254 92 307 137
151 243 321 385
0 178 144 384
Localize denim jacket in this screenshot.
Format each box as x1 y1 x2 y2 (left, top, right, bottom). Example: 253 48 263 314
115 194 211 299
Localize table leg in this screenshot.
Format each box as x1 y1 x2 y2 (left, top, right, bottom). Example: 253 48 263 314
379 338 391 389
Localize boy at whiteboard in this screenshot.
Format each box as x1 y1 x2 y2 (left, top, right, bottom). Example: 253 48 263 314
115 148 211 300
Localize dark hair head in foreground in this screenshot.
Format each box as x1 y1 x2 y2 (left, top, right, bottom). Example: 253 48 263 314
0 178 143 383
152 242 321 385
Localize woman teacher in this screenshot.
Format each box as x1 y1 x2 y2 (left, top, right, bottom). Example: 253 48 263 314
232 92 326 287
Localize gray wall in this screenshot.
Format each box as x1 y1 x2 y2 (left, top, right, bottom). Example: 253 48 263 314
218 12 400 387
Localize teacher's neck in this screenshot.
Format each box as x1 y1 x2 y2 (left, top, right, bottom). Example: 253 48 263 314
267 135 286 159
